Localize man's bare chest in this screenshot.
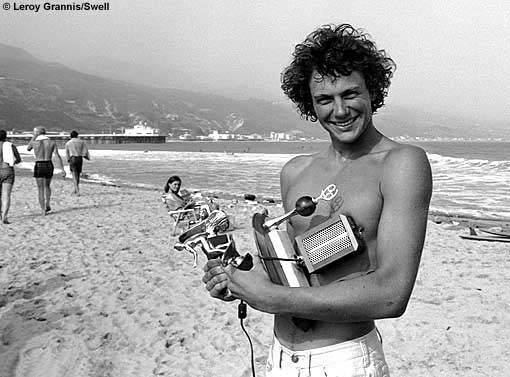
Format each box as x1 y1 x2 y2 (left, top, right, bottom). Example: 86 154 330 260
286 161 384 238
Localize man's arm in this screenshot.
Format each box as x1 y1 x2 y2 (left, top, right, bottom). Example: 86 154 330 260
53 143 66 177
83 142 90 160
222 146 432 322
12 145 22 164
27 129 39 151
65 142 70 162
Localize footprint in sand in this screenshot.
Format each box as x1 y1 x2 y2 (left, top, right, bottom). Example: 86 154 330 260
15 331 91 377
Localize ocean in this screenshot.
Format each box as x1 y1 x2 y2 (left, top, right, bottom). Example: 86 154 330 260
15 140 510 221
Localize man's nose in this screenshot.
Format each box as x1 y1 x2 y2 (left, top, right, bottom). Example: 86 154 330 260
333 98 348 117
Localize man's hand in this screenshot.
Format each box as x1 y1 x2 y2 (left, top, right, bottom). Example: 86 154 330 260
203 254 276 311
61 171 67 178
223 255 275 311
202 259 235 301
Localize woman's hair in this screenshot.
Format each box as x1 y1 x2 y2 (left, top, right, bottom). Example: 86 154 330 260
0 130 6 142
164 175 182 193
281 23 396 121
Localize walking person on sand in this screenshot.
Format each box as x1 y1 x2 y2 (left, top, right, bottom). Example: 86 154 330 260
65 130 90 196
202 23 432 376
0 129 22 224
27 127 66 215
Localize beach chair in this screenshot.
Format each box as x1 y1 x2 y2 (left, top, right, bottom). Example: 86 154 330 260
162 196 216 236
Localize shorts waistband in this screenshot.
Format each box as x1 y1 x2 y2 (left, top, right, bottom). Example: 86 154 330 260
271 328 382 369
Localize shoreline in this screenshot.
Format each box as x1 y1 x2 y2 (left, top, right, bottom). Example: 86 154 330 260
13 168 510 227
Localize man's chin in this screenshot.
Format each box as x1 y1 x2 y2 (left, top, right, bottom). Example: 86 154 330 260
327 129 359 144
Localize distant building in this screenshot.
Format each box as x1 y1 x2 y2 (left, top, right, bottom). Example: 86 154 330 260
270 131 296 141
124 121 159 136
179 133 201 140
245 133 264 140
208 130 235 141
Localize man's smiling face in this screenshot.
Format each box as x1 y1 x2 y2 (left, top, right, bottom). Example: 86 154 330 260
309 70 373 144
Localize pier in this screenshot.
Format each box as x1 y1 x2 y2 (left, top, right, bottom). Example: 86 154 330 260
7 134 166 147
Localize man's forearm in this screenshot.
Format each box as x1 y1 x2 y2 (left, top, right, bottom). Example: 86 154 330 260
259 271 408 322
56 156 65 170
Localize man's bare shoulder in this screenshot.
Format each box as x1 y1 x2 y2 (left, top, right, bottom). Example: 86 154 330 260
281 152 323 180
383 143 429 167
381 143 432 195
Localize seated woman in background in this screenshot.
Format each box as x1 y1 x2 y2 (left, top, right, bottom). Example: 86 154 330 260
162 175 195 211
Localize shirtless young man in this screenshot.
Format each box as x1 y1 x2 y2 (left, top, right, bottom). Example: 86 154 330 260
202 24 432 376
27 127 66 215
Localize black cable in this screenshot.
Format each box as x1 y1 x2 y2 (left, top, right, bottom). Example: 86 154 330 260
238 300 256 377
260 255 306 269
259 256 300 262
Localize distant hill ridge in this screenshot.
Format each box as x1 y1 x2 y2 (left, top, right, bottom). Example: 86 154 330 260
0 43 317 137
0 43 508 140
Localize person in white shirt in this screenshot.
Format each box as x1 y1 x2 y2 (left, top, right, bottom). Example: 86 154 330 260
65 130 90 196
0 129 22 224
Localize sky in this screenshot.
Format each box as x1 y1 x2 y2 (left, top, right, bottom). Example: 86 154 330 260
1 0 510 123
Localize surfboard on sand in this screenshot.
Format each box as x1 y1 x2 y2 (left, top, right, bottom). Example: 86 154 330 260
478 228 510 238
459 234 510 243
460 227 510 243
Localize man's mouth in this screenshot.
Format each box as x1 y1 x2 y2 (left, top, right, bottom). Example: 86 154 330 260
330 115 358 128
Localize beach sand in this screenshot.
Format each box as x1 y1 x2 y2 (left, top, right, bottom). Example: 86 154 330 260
0 176 508 377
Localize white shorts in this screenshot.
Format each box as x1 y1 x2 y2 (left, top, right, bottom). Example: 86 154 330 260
265 328 390 377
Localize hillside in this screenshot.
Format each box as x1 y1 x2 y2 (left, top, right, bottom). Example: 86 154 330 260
0 43 508 140
0 43 316 137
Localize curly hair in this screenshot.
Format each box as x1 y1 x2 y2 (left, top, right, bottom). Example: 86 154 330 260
281 24 396 121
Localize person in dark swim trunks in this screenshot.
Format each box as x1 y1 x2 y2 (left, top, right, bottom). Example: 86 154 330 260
69 156 83 174
65 130 90 196
27 127 66 215
34 160 54 178
0 129 22 224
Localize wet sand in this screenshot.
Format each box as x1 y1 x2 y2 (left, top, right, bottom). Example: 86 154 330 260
0 176 508 376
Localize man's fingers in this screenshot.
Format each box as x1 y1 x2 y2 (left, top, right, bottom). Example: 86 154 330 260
209 279 231 298
219 288 237 302
205 274 228 292
211 284 236 302
201 265 226 284
203 258 222 272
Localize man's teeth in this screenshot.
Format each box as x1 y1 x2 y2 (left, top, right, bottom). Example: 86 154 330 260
334 118 355 127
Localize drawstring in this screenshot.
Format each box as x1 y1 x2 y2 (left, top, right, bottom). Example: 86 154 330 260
376 327 383 345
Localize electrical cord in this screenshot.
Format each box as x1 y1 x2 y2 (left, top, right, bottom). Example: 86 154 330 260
238 300 256 377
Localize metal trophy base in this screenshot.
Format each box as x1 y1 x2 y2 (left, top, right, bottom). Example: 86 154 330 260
252 213 310 287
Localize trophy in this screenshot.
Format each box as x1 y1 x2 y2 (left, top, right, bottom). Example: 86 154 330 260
253 184 362 287
175 209 253 270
